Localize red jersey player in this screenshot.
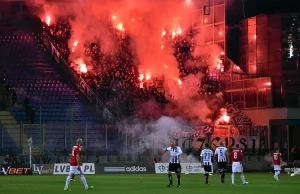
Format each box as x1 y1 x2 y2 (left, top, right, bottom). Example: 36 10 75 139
273 148 282 181
64 138 94 191
230 144 248 185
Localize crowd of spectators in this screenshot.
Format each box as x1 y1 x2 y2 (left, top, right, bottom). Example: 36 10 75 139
3 154 23 165
35 16 220 120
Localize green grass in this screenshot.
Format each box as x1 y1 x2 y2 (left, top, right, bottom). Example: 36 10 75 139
0 173 299 194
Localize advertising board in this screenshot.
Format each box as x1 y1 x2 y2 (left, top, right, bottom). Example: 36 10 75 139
155 163 212 174
0 164 31 175
53 163 95 175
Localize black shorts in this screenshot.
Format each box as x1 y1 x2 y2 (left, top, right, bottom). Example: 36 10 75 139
203 165 212 172
218 162 227 170
168 163 181 173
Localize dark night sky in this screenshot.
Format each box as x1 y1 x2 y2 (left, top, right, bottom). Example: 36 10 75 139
226 0 300 64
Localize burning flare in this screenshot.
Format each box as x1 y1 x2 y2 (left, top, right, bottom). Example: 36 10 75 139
177 79 182 85
139 74 144 81
46 15 51 26
72 40 79 52
161 30 166 37
80 63 87 73
146 74 151 80
74 58 87 73
117 23 124 31
139 73 151 81
222 112 230 123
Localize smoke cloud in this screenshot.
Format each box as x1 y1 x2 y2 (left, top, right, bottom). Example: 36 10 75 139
120 116 201 162
25 0 227 154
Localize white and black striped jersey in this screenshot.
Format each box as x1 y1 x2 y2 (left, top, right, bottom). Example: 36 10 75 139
215 146 228 162
200 149 213 166
163 146 183 164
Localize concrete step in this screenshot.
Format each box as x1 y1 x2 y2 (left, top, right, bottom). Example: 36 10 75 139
0 115 16 120
2 124 20 129
0 111 12 116
0 111 27 152
0 119 18 124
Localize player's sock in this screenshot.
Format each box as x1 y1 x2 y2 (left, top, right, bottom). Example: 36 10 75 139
240 175 246 183
168 174 173 185
274 171 278 179
65 175 72 188
231 174 235 184
221 171 225 182
205 173 209 183
219 170 222 180
276 171 280 178
80 175 88 188
177 174 181 185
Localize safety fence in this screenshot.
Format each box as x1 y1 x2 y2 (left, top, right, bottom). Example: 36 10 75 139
0 124 121 154
0 124 268 152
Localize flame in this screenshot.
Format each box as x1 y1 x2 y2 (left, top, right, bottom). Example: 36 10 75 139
139 74 144 81
117 22 124 31
266 82 271 86
80 63 87 73
163 65 168 68
176 27 182 34
161 44 164 49
73 41 78 47
46 15 51 26
219 32 222 35
132 18 135 22
75 58 87 73
222 112 230 123
177 79 182 85
221 51 224 55
145 74 151 80
161 30 166 37
112 15 116 20
72 40 79 52
172 31 176 38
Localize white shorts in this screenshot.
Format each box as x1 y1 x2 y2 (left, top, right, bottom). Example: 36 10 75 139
274 165 281 171
232 162 243 173
70 166 84 175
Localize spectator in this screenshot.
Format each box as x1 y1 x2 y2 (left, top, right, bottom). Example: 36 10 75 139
153 155 158 163
4 155 9 165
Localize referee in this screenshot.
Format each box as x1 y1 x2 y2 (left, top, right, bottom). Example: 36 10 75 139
162 141 183 188
214 142 228 183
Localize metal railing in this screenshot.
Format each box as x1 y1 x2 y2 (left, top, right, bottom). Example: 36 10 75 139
0 123 268 154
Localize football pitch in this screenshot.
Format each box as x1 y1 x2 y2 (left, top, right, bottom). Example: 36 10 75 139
0 173 299 194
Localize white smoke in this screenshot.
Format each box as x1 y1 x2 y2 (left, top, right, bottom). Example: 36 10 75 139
120 116 202 162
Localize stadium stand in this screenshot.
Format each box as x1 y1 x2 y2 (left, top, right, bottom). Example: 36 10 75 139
0 26 121 156
0 27 99 125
